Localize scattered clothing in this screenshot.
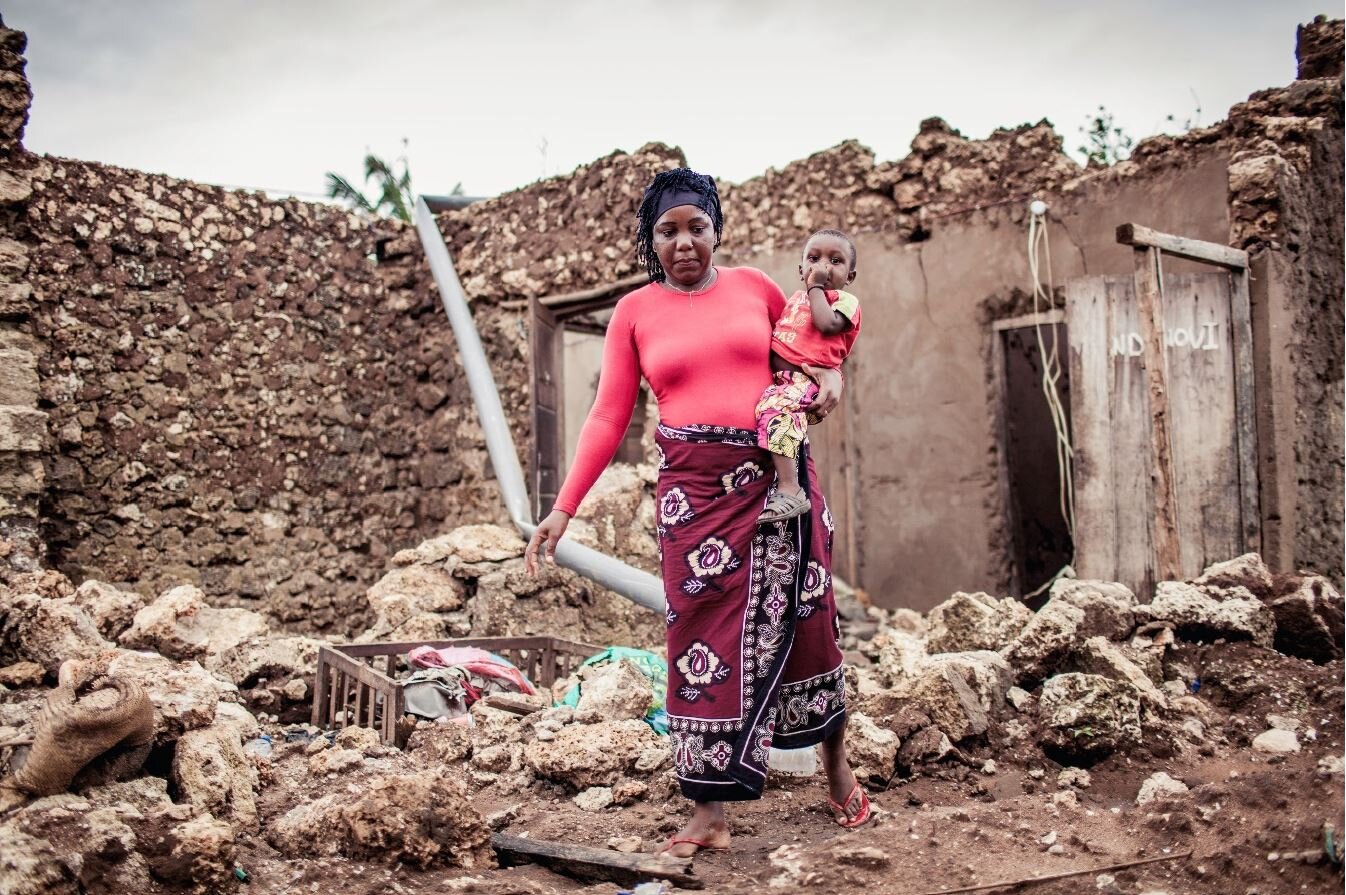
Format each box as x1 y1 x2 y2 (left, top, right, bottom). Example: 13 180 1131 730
402 667 471 722
407 646 535 698
402 646 534 722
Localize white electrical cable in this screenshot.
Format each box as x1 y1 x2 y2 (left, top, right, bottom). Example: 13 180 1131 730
1023 202 1077 599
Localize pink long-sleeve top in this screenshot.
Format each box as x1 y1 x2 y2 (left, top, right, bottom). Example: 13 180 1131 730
552 266 787 516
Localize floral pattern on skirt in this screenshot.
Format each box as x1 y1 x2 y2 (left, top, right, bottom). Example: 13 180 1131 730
656 421 846 802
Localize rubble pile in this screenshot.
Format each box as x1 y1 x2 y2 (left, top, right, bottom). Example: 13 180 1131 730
0 544 1339 891
846 553 1342 779
361 520 661 649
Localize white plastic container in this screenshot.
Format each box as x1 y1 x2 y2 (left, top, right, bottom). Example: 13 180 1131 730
768 745 818 776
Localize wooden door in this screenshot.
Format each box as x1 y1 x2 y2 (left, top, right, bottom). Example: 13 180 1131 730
1066 272 1251 595
529 299 563 521
809 378 859 588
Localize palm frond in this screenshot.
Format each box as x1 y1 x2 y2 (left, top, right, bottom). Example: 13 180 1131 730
325 173 376 212
333 145 459 220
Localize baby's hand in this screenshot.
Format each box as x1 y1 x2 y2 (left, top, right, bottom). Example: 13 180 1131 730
805 266 831 290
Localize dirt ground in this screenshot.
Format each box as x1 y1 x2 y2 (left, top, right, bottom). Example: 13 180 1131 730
225 642 1343 895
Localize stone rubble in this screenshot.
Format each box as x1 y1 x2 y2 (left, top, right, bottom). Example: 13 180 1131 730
1135 771 1190 805
0 538 1342 892
573 657 655 721
266 768 494 870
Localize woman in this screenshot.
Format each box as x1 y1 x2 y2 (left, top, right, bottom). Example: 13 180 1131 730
525 169 868 857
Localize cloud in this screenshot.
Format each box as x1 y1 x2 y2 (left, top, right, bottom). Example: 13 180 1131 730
5 0 1325 199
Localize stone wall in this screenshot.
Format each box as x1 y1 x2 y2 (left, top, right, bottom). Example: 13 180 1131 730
0 19 43 577
14 153 530 633
0 15 1338 631
0 19 690 635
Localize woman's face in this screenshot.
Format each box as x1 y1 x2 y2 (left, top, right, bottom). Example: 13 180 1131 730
652 204 715 286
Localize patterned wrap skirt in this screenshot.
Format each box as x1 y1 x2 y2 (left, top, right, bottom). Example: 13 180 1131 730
654 421 847 802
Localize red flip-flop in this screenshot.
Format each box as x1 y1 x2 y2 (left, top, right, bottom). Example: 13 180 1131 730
827 780 873 829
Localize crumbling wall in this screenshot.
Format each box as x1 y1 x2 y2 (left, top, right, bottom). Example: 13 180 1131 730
1213 19 1343 582
718 23 1342 603
0 19 513 633
716 122 1079 260
20 159 510 634
0 13 1339 628
0 19 43 578
0 17 689 636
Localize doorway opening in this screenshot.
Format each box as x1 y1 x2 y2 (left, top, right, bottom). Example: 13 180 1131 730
994 314 1074 604
529 273 647 521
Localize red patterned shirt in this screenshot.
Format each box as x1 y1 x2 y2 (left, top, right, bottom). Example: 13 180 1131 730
771 288 861 368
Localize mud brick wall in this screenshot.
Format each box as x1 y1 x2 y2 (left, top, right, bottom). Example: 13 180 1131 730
1217 33 1343 581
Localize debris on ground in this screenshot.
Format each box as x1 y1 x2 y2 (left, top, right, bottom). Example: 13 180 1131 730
1 532 1342 895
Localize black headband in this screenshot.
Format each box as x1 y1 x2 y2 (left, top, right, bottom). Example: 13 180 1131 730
654 187 712 222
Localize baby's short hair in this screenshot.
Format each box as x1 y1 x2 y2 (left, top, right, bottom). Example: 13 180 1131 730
806 228 857 270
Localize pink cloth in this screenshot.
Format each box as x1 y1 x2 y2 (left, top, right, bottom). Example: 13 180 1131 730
755 370 821 460
553 267 787 516
406 646 535 695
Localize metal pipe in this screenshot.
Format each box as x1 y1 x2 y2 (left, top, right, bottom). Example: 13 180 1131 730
421 194 488 213
413 198 667 612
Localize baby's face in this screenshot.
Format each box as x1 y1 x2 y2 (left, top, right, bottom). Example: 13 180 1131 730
799 234 856 289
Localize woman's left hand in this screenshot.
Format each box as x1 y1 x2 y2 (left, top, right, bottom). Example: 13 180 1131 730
801 363 843 420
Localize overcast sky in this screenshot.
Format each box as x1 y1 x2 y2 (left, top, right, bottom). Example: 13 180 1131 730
6 0 1330 202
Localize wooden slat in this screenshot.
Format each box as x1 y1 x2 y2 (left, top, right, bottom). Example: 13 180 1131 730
1227 268 1261 553
332 636 596 656
1106 275 1159 593
1116 223 1249 270
1133 248 1182 581
1067 277 1125 583
311 652 332 727
481 693 548 716
1160 274 1241 575
991 308 1066 332
538 273 647 309
390 686 406 741
491 833 702 889
382 687 394 744
354 681 367 728
329 670 341 726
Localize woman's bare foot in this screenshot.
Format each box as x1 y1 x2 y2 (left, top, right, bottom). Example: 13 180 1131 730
819 720 862 804
821 746 860 807
662 801 731 858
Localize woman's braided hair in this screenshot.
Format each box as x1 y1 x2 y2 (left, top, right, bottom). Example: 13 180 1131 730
634 168 724 282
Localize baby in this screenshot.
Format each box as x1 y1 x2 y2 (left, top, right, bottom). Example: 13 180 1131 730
755 229 861 522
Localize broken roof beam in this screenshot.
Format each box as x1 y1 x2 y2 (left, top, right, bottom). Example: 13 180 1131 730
539 272 648 309
1116 223 1249 270
491 833 702 889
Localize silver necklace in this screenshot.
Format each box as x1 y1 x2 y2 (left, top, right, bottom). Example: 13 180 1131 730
659 266 718 305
